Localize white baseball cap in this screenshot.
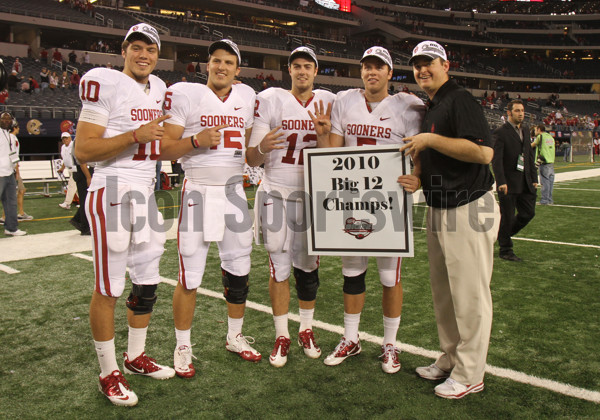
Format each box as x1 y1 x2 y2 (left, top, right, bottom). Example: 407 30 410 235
360 46 393 69
288 46 318 67
61 132 71 138
209 39 241 65
409 41 447 65
125 23 161 50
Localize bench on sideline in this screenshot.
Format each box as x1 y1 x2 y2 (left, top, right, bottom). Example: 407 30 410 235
17 160 176 195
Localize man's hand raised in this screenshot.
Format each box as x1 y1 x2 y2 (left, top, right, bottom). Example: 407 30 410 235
307 100 332 137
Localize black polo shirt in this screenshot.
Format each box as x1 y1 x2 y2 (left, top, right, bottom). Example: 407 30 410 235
419 79 494 208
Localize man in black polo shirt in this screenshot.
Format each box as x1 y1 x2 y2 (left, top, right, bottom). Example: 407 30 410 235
400 41 500 399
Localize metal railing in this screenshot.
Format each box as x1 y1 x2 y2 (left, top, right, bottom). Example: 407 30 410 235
1 105 80 120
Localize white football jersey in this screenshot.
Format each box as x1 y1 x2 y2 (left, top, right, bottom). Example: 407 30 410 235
331 89 425 147
165 82 255 173
78 68 167 188
253 88 336 189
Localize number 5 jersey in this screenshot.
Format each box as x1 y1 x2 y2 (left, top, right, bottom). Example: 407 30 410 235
165 82 255 185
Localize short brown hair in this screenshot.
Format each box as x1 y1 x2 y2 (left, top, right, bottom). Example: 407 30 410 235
507 99 523 111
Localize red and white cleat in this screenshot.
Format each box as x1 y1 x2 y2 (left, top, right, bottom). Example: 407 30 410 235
323 336 361 366
174 345 197 378
226 333 262 362
269 336 291 367
123 352 175 380
298 329 321 359
98 370 138 407
379 344 401 374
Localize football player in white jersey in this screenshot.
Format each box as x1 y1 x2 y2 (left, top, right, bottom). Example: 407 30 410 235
246 47 336 367
160 39 259 377
310 47 424 373
74 24 175 407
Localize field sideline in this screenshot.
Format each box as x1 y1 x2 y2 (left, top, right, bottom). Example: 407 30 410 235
0 168 599 418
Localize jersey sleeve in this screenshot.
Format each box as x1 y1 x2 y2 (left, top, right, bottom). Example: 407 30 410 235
330 91 346 137
400 94 426 138
253 90 273 130
78 69 117 120
164 83 192 129
239 84 256 130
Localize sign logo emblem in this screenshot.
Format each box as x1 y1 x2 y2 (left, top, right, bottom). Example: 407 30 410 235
343 217 373 240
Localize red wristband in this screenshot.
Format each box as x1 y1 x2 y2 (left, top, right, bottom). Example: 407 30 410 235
191 134 199 149
133 130 139 143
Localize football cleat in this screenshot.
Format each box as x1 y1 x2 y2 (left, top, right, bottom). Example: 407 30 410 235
379 344 401 374
323 336 361 366
416 363 451 381
269 336 291 368
123 352 176 379
226 333 262 362
434 378 484 399
298 329 321 359
173 345 197 378
98 370 138 407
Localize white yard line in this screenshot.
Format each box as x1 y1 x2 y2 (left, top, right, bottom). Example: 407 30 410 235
512 237 600 249
66 252 600 404
542 203 600 210
0 263 19 274
553 187 600 191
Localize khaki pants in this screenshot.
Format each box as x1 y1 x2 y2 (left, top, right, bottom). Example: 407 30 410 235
426 191 500 385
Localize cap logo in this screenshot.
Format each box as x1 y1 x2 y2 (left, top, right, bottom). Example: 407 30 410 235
422 45 443 54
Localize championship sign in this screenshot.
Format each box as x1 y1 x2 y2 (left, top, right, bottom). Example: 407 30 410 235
304 146 413 257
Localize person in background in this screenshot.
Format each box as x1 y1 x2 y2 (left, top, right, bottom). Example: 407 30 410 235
0 112 26 236
12 58 22 74
49 71 58 90
40 67 50 90
58 132 78 210
70 69 81 90
1 122 33 222
531 125 555 205
492 99 537 262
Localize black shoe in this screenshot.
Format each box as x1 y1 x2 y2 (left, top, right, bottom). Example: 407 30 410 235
500 253 522 262
69 218 82 232
80 230 91 236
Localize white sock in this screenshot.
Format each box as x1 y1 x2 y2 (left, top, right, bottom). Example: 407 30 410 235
383 315 401 346
94 338 119 378
175 328 192 349
273 314 289 339
127 326 147 360
299 308 315 332
343 312 361 343
228 316 243 338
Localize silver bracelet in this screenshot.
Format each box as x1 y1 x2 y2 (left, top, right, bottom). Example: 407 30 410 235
257 143 265 155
